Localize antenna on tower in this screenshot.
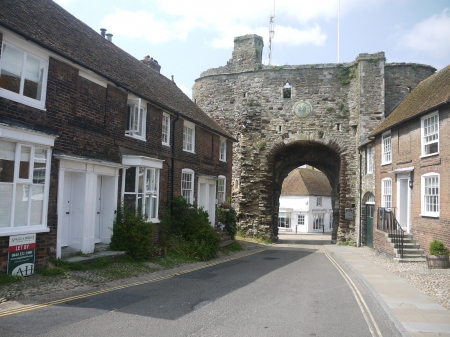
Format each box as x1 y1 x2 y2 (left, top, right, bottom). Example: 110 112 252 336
268 0 275 66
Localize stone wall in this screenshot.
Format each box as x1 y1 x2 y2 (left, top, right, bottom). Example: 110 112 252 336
193 34 435 243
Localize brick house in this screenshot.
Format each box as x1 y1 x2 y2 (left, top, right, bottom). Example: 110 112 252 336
361 64 450 256
0 0 234 272
278 168 332 233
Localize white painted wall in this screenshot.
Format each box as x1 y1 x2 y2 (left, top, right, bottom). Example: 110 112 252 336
279 195 333 233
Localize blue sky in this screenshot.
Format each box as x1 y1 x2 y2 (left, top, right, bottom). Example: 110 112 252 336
54 0 450 98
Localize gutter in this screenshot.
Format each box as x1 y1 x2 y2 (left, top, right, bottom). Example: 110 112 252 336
0 20 235 142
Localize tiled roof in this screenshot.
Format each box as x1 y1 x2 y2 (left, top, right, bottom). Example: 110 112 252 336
0 0 234 140
371 64 450 136
281 168 331 196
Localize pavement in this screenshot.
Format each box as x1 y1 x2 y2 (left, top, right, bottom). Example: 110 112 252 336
325 244 450 337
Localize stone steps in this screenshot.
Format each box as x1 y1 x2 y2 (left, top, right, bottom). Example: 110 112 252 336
213 227 235 248
386 233 426 262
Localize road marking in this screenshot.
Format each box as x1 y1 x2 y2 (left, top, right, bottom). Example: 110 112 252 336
325 253 383 337
0 248 265 318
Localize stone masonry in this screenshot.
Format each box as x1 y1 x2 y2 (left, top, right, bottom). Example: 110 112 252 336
193 34 435 243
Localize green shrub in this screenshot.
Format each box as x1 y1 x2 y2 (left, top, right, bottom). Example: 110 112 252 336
161 196 220 261
217 202 238 239
429 240 449 255
110 204 155 261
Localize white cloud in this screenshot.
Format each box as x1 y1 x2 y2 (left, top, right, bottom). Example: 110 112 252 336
402 8 450 59
100 0 363 48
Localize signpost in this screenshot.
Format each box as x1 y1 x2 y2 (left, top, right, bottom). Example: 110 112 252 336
8 234 36 277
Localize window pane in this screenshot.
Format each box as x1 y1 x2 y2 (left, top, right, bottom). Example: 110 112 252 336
125 167 136 192
0 184 13 227
124 193 136 207
146 169 155 192
19 146 31 179
0 44 23 94
23 54 44 100
30 184 44 225
0 140 16 183
151 196 157 219
14 184 29 227
138 167 144 193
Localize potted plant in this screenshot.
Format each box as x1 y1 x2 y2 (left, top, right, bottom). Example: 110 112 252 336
426 240 450 269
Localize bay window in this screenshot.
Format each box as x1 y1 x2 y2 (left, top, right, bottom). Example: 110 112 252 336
0 133 53 234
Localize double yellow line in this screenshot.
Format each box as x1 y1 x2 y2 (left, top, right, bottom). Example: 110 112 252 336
326 253 383 337
0 248 265 318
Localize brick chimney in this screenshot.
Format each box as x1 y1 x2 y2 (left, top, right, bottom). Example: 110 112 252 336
142 55 161 73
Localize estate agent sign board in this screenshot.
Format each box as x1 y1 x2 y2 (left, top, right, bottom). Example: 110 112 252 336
8 234 36 276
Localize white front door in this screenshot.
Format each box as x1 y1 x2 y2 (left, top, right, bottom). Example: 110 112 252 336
397 175 410 232
197 177 217 225
95 177 102 243
61 172 72 247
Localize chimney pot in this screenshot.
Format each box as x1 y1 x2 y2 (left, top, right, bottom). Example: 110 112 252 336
100 28 106 37
106 33 113 42
171 75 174 82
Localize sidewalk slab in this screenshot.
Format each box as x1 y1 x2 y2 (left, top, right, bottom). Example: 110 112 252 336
325 245 450 337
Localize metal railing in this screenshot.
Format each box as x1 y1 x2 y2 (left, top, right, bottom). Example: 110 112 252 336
377 207 404 258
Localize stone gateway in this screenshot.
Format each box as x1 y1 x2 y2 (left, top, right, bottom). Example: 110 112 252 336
193 34 435 243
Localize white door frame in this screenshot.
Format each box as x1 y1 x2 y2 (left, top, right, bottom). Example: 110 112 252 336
396 173 411 233
197 176 217 226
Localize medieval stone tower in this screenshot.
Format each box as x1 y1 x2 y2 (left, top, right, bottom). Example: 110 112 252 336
193 34 435 243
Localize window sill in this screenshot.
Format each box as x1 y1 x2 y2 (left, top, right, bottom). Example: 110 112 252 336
0 91 46 111
420 214 439 218
125 134 146 141
162 142 170 147
0 226 50 237
420 153 439 159
219 159 227 163
381 162 392 166
182 149 196 154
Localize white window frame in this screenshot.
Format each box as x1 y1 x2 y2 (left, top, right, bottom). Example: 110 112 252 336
421 111 439 157
121 156 164 223
313 213 324 230
366 146 373 174
421 173 439 217
278 211 291 228
381 131 392 165
316 196 322 207
381 178 392 210
183 120 195 153
0 126 55 236
297 214 305 226
217 175 226 204
219 138 227 162
181 168 194 204
125 98 147 141
162 112 170 146
0 39 49 110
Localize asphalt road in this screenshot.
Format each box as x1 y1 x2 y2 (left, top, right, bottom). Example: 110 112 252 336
0 234 400 337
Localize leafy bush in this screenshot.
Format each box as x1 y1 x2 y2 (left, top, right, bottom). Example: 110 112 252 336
161 196 220 261
429 240 450 255
217 202 238 239
110 204 155 261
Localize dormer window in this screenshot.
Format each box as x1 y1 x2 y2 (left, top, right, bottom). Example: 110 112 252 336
126 98 146 140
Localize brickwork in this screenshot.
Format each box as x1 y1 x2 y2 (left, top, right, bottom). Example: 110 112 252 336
193 34 434 242
372 103 450 255
0 51 232 273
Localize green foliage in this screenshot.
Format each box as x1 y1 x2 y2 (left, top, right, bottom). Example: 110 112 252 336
110 204 155 261
161 196 220 261
226 242 243 252
337 65 357 85
36 266 65 277
338 103 344 111
429 240 450 255
217 202 238 239
326 107 334 112
247 98 254 106
257 141 266 151
0 273 22 285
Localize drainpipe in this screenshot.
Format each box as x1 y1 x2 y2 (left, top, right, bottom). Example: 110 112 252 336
358 148 363 247
170 113 180 211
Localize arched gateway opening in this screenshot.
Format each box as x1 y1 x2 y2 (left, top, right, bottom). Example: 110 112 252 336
269 141 341 242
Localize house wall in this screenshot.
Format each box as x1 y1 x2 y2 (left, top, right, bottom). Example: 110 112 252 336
373 103 450 255
279 195 332 233
0 31 233 272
